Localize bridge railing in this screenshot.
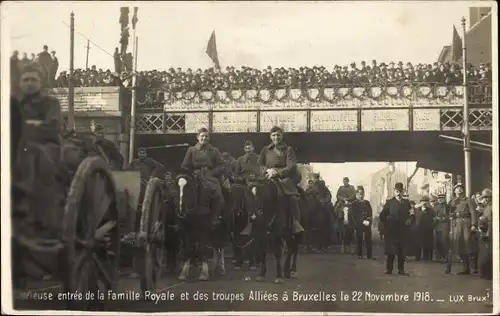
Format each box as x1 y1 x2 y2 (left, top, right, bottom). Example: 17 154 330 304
134 83 492 111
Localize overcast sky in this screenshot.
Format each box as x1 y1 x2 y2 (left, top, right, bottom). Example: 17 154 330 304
4 1 479 72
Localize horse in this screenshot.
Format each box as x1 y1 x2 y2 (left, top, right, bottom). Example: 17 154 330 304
243 177 303 283
228 176 256 270
174 170 220 281
334 199 356 254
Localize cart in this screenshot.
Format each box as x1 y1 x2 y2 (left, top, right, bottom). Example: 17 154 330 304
12 133 167 310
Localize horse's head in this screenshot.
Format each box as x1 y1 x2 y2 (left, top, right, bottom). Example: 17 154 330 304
245 177 279 219
338 200 352 225
175 171 197 218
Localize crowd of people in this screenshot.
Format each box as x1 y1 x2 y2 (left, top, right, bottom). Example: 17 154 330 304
11 49 492 91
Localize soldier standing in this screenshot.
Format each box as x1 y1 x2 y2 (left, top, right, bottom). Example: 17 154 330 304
352 188 375 259
446 183 478 275
127 147 165 180
434 193 450 261
379 182 413 275
478 188 492 280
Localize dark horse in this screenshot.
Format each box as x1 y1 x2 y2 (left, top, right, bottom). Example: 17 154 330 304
228 177 257 270
174 171 220 281
334 199 356 254
173 170 234 280
244 178 303 283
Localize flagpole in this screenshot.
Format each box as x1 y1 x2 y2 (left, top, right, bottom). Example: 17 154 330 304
128 12 138 163
461 16 472 197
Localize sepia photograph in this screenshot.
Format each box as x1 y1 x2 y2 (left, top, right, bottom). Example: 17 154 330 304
1 1 497 314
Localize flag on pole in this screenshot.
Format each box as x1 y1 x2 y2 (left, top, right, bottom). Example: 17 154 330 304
451 25 463 62
206 31 220 69
132 7 138 30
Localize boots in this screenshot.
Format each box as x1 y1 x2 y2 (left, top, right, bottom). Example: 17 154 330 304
470 253 478 274
199 261 210 281
178 259 190 280
291 197 304 234
457 255 470 275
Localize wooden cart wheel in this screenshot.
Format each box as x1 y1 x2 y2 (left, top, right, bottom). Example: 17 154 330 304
137 177 166 296
62 156 120 310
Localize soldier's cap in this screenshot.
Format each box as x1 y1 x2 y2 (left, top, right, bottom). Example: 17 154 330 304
43 45 48 49
138 147 146 152
356 188 364 194
481 188 492 198
437 193 446 198
343 177 349 181
244 141 254 147
453 183 464 191
394 182 404 191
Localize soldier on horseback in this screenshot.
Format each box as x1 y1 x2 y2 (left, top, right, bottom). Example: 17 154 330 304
258 126 304 234
12 64 65 284
177 127 226 281
233 141 260 270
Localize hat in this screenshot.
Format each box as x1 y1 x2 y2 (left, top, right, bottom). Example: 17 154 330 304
138 147 146 152
453 183 464 191
437 193 446 198
394 182 404 191
481 188 492 198
343 177 349 181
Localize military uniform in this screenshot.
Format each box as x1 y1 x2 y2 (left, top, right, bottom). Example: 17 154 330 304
14 92 65 238
258 141 303 232
234 152 260 181
434 195 451 261
181 142 225 216
336 184 356 202
128 155 165 180
449 185 478 274
352 198 374 258
478 189 492 280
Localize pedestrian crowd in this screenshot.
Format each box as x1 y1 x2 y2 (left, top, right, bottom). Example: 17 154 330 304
376 175 493 280
11 49 493 91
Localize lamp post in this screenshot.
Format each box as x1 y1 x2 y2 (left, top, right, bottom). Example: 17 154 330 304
461 17 472 197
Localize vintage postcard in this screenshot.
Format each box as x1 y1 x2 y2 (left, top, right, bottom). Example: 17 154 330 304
1 1 497 315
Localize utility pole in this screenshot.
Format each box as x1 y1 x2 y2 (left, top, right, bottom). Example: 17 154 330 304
85 39 90 69
68 12 75 131
461 17 472 197
128 9 138 163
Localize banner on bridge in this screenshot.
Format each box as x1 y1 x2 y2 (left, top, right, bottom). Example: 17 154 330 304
310 110 358 132
48 87 122 115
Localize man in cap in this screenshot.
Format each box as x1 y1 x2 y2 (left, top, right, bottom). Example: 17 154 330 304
335 177 356 207
434 193 451 261
379 182 413 275
234 141 260 182
446 182 477 274
352 187 374 259
413 196 436 261
311 173 333 250
127 147 165 180
92 124 124 169
478 188 492 280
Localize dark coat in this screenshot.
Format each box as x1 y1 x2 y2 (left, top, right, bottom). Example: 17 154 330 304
234 152 260 180
180 143 225 199
449 196 478 254
379 197 413 255
351 199 373 229
258 142 300 196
